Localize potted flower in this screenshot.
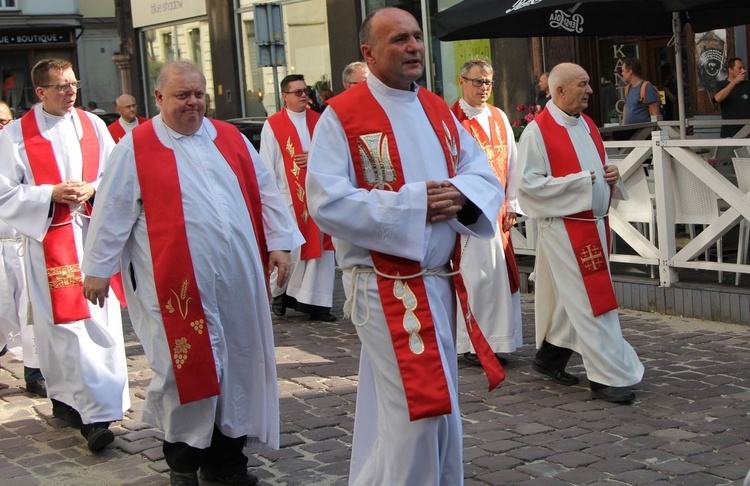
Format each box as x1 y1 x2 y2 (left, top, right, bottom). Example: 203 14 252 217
512 104 538 141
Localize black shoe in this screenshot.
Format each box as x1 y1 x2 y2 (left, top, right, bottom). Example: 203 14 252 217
495 353 509 366
591 386 635 404
25 379 47 398
200 469 259 486
309 312 337 322
51 400 83 429
0 345 6 356
463 352 481 366
85 425 114 452
271 296 286 317
170 470 199 486
532 360 580 386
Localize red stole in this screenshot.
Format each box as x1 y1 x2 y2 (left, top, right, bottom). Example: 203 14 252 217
451 102 520 293
267 108 331 259
328 83 504 421
535 109 618 316
22 108 99 324
108 116 147 143
132 119 267 404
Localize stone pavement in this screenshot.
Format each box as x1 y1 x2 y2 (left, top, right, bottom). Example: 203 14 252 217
2 287 750 485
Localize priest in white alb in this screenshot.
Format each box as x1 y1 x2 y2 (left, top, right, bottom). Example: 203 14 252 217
82 60 302 486
0 58 129 452
516 62 644 404
307 8 505 485
260 74 336 322
450 58 523 367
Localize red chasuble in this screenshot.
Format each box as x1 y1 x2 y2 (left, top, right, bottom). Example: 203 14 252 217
22 108 99 324
534 108 618 316
450 102 520 293
108 116 147 143
328 83 504 421
132 119 267 404
267 108 331 259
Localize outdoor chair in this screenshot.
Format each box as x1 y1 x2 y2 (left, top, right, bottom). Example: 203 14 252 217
612 164 657 278
672 161 723 283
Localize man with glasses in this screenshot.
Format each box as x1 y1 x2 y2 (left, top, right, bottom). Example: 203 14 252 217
342 61 369 90
451 58 523 369
0 100 46 399
108 94 147 143
714 58 750 138
0 58 129 452
260 74 336 322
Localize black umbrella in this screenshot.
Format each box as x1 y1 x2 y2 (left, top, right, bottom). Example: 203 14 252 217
434 0 750 40
433 0 750 137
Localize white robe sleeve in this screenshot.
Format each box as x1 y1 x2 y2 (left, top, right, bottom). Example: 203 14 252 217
516 122 594 219
499 110 522 215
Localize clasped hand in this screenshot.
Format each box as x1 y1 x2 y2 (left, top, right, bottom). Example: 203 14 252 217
52 180 95 205
426 180 467 223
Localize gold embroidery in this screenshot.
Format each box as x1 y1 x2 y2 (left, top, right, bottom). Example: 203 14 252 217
470 126 495 161
580 244 605 271
492 120 508 164
357 132 396 189
168 278 193 320
190 319 205 334
286 137 300 178
295 182 309 222
393 278 424 354
47 264 83 289
442 121 458 173
173 337 190 369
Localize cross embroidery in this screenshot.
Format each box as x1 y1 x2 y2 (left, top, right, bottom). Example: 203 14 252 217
48 264 83 289
580 245 604 272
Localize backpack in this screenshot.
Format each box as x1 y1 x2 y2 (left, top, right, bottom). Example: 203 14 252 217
622 81 661 123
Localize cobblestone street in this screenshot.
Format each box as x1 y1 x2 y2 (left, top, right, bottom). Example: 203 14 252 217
2 288 750 485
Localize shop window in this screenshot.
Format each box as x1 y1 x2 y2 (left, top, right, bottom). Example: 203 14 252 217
189 29 202 66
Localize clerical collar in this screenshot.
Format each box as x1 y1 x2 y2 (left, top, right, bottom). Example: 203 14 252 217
285 107 307 119
120 117 137 128
458 98 487 119
42 108 73 121
367 74 418 103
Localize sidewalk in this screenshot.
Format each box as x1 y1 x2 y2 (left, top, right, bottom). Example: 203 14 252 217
2 290 750 485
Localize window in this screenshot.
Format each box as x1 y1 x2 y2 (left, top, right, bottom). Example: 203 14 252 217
0 0 18 10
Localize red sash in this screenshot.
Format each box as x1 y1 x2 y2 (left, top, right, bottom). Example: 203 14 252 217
451 102 520 293
22 108 99 324
328 83 504 421
535 109 618 316
267 108 332 259
108 116 147 143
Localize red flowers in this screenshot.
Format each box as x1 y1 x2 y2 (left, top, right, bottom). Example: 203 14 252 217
512 104 538 141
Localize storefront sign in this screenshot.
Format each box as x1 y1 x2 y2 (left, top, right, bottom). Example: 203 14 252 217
131 0 207 28
0 32 72 46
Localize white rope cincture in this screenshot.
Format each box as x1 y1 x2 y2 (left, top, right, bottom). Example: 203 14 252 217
341 264 457 327
49 210 91 227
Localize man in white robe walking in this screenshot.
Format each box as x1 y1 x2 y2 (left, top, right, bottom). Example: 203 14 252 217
0 99 46 398
260 74 336 322
516 62 644 404
82 60 301 486
0 59 129 452
450 58 523 367
307 8 504 485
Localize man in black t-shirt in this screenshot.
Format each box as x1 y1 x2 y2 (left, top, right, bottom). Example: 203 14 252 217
713 58 750 138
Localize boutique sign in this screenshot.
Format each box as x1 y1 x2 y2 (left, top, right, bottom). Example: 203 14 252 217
0 32 72 46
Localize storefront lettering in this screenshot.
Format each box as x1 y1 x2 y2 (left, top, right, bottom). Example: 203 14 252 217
548 10 583 34
151 0 184 14
0 33 70 45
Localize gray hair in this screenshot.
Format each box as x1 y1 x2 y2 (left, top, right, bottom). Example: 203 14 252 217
342 61 368 86
548 62 584 94
459 58 493 78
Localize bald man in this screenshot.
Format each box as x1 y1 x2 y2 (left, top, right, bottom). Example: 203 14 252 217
517 62 643 404
107 94 147 143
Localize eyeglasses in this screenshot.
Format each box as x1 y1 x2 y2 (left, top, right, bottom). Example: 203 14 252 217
40 81 82 93
0 118 11 126
283 89 308 97
461 76 493 87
